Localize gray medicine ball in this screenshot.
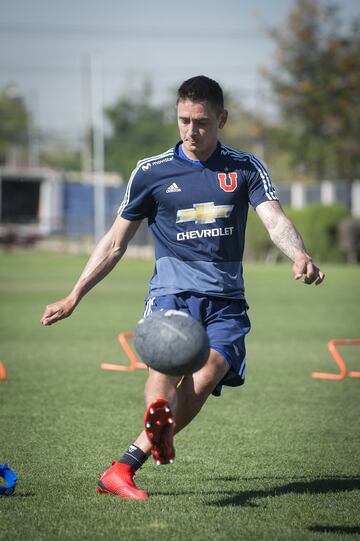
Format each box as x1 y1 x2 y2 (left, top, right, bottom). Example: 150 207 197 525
134 310 210 376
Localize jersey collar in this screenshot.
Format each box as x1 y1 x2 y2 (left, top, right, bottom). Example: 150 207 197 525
174 141 222 168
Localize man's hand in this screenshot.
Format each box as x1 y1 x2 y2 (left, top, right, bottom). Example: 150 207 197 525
292 256 325 285
256 202 325 286
41 296 77 326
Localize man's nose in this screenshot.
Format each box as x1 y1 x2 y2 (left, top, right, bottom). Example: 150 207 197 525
188 122 197 136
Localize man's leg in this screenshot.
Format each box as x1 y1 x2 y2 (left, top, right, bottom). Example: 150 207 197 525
144 370 182 411
98 350 228 499
142 371 181 465
134 349 229 452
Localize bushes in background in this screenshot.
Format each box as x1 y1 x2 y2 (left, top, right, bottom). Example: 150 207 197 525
338 217 360 263
244 204 350 263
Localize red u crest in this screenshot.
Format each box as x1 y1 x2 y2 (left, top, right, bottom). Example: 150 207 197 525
217 172 237 192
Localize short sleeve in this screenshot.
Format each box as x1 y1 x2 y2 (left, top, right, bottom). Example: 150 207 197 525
246 155 278 209
118 163 155 220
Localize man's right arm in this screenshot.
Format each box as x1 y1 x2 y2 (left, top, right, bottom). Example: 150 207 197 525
40 216 141 326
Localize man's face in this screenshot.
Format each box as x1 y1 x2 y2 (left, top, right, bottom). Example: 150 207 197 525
177 99 227 161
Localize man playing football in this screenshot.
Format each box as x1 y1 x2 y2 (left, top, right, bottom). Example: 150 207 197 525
41 75 324 500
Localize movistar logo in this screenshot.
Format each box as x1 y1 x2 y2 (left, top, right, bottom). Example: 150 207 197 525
176 202 234 225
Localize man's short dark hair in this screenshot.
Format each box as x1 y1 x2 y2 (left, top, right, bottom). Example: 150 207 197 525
177 75 224 112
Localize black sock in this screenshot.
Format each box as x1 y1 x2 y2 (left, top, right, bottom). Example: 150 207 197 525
118 444 149 471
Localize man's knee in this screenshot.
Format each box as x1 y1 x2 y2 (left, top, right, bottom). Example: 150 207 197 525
145 350 228 404
191 348 229 396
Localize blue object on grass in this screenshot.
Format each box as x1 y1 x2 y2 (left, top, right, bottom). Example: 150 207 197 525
0 464 17 496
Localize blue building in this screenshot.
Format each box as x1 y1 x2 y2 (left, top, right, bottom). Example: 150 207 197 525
0 167 125 239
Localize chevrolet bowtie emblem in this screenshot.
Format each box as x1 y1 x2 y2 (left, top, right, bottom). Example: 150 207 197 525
176 202 234 225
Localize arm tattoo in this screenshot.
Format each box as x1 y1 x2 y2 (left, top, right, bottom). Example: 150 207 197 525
271 219 307 261
257 201 308 261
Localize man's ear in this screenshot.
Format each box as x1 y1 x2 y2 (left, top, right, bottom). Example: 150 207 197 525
219 110 228 129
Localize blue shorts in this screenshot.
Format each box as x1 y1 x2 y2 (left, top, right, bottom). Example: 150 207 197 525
144 292 251 397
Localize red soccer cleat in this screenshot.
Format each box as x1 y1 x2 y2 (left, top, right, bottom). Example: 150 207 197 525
98 462 149 500
144 398 175 465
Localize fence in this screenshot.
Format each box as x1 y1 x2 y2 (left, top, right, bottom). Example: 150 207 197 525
0 167 359 251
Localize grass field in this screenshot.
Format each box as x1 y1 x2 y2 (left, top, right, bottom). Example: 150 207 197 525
0 252 359 541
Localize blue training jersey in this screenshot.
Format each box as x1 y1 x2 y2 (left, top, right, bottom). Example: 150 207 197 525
118 141 278 300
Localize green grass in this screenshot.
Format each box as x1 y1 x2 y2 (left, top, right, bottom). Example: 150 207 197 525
0 252 359 541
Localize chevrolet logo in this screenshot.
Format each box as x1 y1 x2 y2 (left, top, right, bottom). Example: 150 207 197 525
176 202 234 225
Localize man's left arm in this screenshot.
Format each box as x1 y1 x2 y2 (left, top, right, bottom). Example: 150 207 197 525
256 200 325 285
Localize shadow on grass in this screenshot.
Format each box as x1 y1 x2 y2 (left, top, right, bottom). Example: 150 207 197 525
13 492 36 498
210 476 360 507
309 526 360 535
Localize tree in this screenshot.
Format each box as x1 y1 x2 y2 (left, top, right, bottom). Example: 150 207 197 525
105 85 178 180
267 0 360 181
40 145 81 171
0 85 29 165
222 96 297 183
222 97 267 158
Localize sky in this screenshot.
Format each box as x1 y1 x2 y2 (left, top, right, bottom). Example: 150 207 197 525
0 0 358 145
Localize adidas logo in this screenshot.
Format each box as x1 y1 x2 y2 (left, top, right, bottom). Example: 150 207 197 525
166 182 181 193
128 445 138 453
